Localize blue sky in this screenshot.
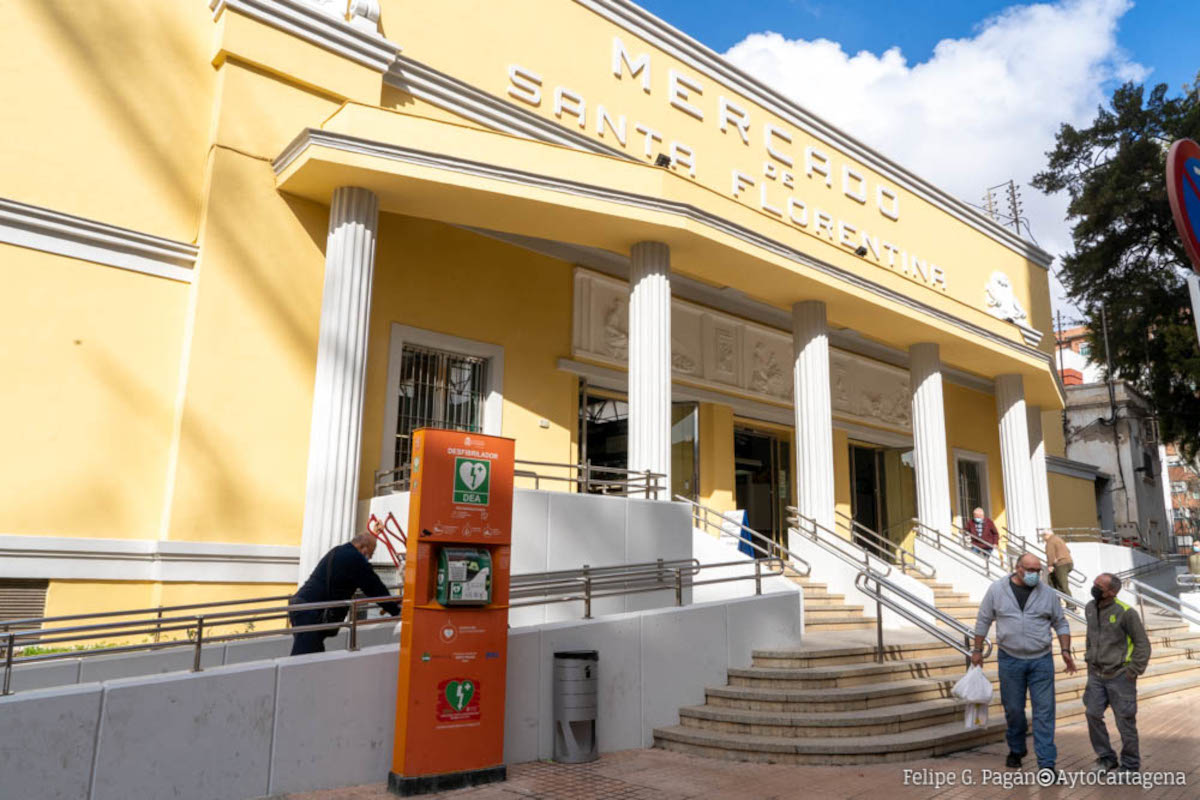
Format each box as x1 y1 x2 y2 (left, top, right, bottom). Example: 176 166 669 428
639 0 1195 96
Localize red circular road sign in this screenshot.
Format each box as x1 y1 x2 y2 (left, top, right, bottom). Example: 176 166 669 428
1167 138 1200 273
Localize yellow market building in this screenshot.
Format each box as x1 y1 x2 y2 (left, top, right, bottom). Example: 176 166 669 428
1 0 1094 620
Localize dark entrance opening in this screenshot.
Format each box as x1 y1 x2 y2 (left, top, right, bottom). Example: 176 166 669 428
734 428 791 546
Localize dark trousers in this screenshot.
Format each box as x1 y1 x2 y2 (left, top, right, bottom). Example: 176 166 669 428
288 596 328 656
1085 671 1140 769
1050 563 1072 591
997 650 1057 768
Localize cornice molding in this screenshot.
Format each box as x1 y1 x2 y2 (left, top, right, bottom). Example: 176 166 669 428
1047 454 1105 481
0 197 198 283
275 127 1056 374
572 0 1054 270
210 0 400 73
384 56 628 159
0 535 299 584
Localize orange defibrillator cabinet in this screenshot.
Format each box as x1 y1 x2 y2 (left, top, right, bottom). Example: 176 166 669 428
389 429 514 796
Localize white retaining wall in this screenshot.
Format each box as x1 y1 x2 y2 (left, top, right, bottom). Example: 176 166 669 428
0 592 800 800
366 490 694 626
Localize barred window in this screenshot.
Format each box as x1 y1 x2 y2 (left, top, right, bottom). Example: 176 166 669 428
393 345 487 471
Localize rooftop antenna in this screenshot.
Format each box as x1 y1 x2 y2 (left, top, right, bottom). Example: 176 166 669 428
982 180 1023 233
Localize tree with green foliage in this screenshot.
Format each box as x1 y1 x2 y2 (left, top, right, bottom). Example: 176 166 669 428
1033 77 1200 458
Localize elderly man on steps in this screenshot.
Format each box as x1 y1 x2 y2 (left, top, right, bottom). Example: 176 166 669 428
972 553 1076 772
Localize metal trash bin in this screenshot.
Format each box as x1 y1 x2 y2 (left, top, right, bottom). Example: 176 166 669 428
553 650 598 763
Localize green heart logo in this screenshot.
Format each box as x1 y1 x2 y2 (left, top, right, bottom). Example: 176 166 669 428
445 679 475 711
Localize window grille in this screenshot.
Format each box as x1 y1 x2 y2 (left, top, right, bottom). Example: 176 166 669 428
393 344 487 471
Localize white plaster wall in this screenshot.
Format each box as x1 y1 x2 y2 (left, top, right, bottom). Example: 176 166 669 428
0 593 800 800
688 527 804 609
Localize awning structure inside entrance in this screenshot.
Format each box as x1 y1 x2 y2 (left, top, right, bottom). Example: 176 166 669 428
274 103 1064 408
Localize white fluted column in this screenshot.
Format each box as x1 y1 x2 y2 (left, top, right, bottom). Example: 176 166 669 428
791 301 835 536
1027 405 1053 534
298 187 380 580
627 241 672 495
995 374 1038 544
910 343 953 535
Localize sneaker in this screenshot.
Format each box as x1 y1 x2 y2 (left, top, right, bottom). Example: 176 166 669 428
1006 752 1024 769
1118 766 1140 773
1094 757 1118 771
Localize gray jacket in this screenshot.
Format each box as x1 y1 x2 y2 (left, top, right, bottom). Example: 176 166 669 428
974 575 1070 659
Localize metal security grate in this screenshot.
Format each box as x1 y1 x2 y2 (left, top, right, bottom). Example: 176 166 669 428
394 345 487 471
0 579 49 631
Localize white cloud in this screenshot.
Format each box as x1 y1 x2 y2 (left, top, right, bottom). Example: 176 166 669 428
722 0 1147 320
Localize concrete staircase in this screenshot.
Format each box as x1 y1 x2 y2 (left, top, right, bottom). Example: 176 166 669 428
789 574 875 633
654 615 1200 764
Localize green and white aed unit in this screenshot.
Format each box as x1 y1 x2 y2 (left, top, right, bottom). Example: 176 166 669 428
435 547 493 606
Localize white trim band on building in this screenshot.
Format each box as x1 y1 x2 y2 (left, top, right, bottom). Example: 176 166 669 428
274 128 1057 376
210 0 401 73
0 196 198 283
0 535 299 584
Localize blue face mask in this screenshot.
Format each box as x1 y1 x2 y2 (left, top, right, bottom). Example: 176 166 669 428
1022 571 1040 587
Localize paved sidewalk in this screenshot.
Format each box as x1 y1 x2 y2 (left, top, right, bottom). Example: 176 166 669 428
285 688 1200 800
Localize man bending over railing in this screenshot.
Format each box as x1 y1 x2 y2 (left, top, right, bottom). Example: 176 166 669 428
289 532 401 656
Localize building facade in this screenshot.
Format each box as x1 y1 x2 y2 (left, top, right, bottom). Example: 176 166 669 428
0 0 1088 621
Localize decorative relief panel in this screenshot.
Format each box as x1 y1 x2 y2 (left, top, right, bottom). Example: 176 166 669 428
573 268 912 430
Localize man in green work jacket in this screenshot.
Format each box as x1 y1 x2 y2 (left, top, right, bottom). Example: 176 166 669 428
1084 573 1152 772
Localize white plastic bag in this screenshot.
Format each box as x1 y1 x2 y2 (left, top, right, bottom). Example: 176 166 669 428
952 665 993 729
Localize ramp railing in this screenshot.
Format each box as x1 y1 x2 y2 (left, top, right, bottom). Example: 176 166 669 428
0 556 783 695
678 496 811 577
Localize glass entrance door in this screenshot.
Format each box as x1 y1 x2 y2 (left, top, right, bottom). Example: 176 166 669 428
734 427 791 546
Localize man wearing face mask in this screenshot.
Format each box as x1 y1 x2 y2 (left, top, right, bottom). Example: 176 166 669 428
1084 573 1151 772
972 553 1075 771
1189 540 1200 576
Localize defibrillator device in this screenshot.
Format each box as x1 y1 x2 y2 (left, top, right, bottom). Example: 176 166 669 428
435 547 493 606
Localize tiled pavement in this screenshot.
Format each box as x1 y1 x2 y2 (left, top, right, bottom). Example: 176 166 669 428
285 688 1200 800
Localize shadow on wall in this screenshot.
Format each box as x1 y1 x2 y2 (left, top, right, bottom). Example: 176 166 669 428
27 1 212 236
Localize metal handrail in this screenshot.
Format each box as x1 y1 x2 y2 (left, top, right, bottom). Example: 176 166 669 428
1001 527 1087 589
679 495 811 577
833 510 935 578
1127 578 1200 630
375 459 666 498
853 571 993 663
0 556 782 695
1044 585 1087 624
785 507 893 578
909 518 1009 582
1178 574 1200 588
1113 556 1179 583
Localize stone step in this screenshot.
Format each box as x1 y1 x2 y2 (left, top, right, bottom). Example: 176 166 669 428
803 616 877 631
801 594 846 607
754 641 957 669
803 605 872 619
708 657 1200 713
654 717 1003 765
679 696 965 739
657 677 1200 763
731 646 1198 690
754 626 1200 670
